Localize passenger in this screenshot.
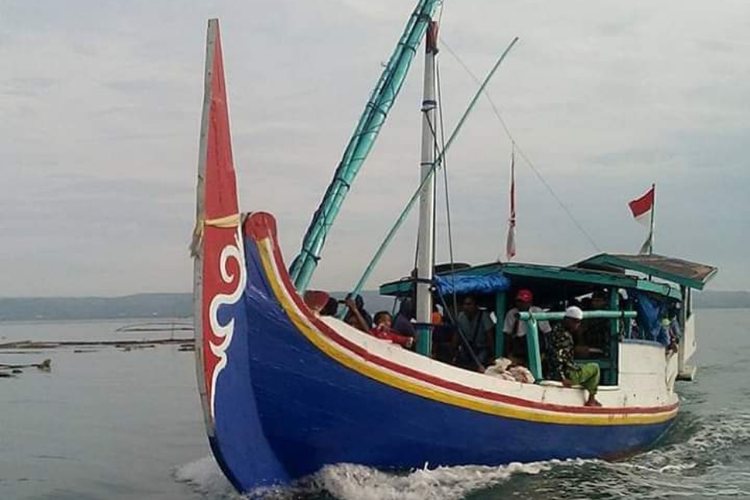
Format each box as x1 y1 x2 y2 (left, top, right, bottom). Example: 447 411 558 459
547 306 602 407
343 298 370 331
371 311 414 348
503 289 551 363
432 303 443 326
373 311 393 330
392 298 417 338
455 295 494 369
344 300 414 348
655 318 671 347
320 297 339 316
580 290 609 357
432 303 455 362
354 294 373 329
665 305 681 353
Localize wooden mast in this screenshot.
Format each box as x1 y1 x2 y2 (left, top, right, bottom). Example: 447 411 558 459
415 21 439 356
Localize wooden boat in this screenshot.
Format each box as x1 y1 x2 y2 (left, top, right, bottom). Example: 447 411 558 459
191 8 716 495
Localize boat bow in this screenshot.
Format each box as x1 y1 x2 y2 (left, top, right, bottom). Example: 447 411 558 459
192 19 290 491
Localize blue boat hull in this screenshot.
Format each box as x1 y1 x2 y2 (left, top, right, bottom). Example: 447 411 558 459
204 214 676 493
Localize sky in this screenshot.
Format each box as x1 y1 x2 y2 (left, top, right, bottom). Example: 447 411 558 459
1 0 748 297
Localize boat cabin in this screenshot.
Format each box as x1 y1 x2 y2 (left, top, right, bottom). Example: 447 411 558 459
380 253 716 385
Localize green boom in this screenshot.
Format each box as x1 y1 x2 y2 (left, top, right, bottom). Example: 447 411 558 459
289 0 443 291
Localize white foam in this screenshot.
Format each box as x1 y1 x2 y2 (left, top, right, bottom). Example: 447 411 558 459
630 411 750 471
586 411 750 498
173 455 239 499
175 413 750 500
306 461 554 500
173 456 561 500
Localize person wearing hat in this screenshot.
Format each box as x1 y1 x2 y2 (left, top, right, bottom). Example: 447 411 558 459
547 306 602 407
502 289 551 363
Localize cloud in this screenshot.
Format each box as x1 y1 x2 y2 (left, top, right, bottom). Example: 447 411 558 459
0 0 748 295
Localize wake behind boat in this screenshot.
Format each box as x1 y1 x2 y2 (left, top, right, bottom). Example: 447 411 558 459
191 6 716 495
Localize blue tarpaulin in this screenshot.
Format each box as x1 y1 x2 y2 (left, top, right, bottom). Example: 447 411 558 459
434 274 511 296
633 291 669 344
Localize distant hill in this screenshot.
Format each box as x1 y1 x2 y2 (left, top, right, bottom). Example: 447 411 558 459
0 291 392 322
0 289 746 321
693 290 750 309
0 293 193 321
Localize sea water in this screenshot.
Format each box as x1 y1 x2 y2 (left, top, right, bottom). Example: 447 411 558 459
1 310 749 500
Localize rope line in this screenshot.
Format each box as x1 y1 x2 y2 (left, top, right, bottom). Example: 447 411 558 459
440 39 601 252
436 58 460 317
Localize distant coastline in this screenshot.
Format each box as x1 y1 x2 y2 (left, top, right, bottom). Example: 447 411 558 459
0 293 193 322
0 290 746 322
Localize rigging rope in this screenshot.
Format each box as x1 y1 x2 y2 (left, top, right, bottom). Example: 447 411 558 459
440 39 602 253
436 58 460 318
346 37 519 301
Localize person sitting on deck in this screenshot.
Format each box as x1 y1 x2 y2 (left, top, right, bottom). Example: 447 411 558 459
503 289 551 364
547 306 602 407
455 295 494 369
354 294 373 329
392 298 417 338
432 304 455 363
373 310 414 348
432 303 443 327
320 297 339 316
344 299 414 348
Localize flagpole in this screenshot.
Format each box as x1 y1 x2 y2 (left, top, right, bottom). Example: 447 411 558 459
649 183 655 254
505 144 516 261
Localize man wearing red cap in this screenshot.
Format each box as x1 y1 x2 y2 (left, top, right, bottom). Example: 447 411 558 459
502 289 551 363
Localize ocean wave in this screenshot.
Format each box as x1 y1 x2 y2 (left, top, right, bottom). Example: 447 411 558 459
174 411 750 500
305 461 553 500
174 457 558 500
173 455 240 499
562 410 750 499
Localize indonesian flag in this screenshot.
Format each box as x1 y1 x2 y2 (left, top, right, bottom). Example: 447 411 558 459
629 185 655 254
505 148 516 261
628 185 655 226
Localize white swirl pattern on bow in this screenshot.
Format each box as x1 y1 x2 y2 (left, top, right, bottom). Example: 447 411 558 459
208 233 247 417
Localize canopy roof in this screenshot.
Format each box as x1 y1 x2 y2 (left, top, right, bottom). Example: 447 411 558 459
574 253 717 290
380 258 683 302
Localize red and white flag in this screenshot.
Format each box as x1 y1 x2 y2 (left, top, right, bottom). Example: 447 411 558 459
628 185 655 226
628 184 655 254
505 148 516 261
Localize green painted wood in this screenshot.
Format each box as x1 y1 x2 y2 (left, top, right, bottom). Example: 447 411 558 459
624 299 634 339
607 288 619 385
495 292 506 358
518 311 637 321
416 324 432 357
518 309 633 383
381 257 684 308
379 280 412 296
502 263 641 290
579 254 716 290
635 279 682 300
380 263 680 300
525 319 543 380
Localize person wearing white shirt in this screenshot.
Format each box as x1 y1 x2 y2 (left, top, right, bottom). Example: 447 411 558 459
503 289 551 363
